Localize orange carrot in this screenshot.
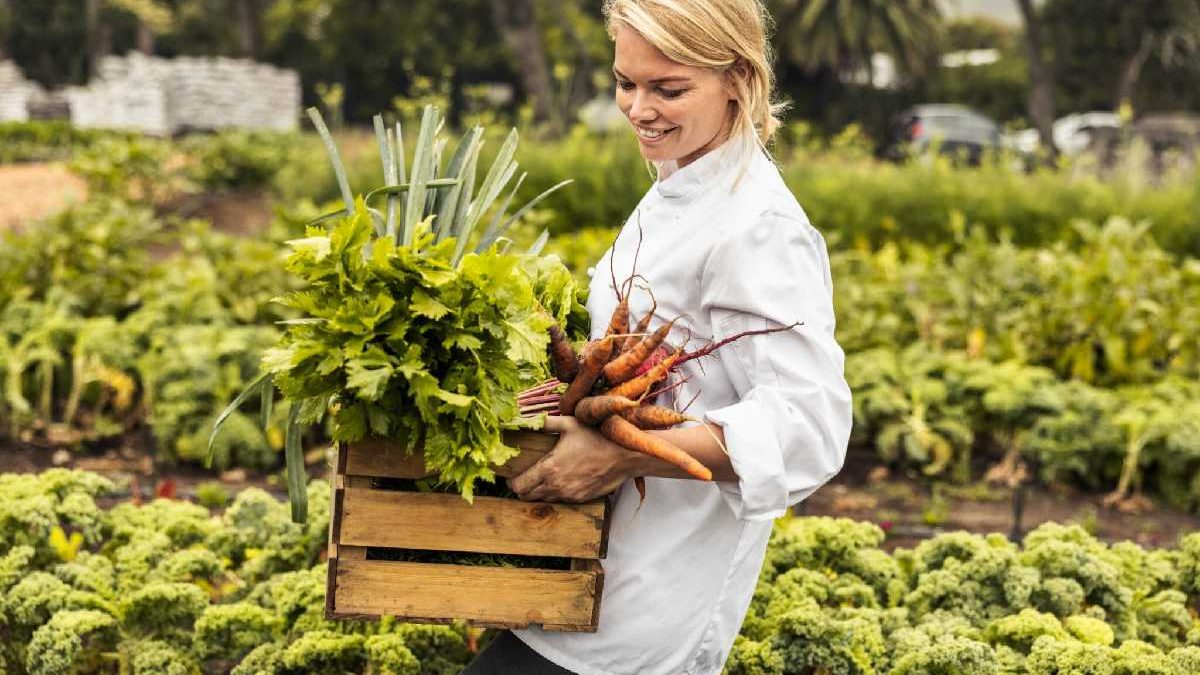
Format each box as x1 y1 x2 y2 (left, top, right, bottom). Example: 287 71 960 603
604 294 631 355
619 405 693 430
605 348 682 401
602 319 675 386
558 337 614 415
601 415 712 481
547 324 579 382
574 395 640 426
621 291 657 355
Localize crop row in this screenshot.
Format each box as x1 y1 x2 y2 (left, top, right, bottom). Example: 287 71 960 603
3 469 1199 674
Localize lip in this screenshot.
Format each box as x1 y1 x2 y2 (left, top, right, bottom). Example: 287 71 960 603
634 125 677 144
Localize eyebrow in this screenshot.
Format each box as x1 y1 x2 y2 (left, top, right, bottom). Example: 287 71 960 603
612 68 691 85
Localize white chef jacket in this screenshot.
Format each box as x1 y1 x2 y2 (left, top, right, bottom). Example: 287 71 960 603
514 139 852 675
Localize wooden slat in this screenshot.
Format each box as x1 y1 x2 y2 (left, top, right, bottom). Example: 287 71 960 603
325 444 349 620
339 489 605 558
544 559 604 632
332 558 599 630
344 430 559 480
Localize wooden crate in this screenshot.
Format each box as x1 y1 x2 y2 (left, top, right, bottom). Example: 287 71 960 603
325 430 610 632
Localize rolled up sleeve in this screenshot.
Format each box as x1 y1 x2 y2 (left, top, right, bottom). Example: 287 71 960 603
699 209 852 521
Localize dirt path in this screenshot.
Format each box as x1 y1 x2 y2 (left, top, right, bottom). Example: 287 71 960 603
0 163 88 231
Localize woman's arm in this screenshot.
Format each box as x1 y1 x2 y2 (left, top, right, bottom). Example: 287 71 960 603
507 415 736 503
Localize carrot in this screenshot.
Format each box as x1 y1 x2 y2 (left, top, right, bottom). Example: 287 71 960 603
604 294 631 355
547 324 579 382
634 345 671 378
605 348 682 401
574 395 640 426
558 337 614 415
602 318 675 386
601 415 712 481
619 405 693 430
621 290 657 355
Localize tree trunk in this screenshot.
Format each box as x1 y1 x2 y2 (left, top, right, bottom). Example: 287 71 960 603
489 0 557 128
1015 0 1057 157
136 20 155 54
553 0 596 119
85 0 107 77
0 0 10 60
1114 34 1154 112
234 0 262 58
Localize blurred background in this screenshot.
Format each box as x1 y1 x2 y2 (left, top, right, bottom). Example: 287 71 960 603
2 0 1200 548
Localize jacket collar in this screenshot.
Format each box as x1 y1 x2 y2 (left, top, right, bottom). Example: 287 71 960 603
653 140 741 201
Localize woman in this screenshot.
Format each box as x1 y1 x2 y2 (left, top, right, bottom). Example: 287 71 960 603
462 1 851 673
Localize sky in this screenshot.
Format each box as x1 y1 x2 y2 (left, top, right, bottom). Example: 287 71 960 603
940 0 1028 26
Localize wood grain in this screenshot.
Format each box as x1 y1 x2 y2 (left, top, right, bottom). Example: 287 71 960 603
332 557 600 631
338 489 606 558
344 430 559 480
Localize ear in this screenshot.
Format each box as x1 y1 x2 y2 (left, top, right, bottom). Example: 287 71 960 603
724 58 750 100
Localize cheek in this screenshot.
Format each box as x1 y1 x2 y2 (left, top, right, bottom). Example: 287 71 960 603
615 88 632 113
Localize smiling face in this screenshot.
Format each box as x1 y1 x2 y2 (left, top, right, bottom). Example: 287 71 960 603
612 24 735 168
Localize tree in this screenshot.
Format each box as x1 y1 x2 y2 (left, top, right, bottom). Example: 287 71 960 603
1111 0 1200 110
84 0 108 75
1042 0 1200 115
770 0 944 82
107 0 173 54
1014 0 1057 156
0 0 10 60
489 0 556 127
232 0 262 57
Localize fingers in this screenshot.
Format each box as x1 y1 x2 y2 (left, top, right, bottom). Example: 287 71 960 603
508 452 553 497
540 414 577 434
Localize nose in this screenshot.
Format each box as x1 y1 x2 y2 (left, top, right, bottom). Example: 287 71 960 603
627 89 658 124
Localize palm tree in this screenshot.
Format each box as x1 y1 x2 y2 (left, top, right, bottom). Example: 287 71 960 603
1112 0 1200 110
769 0 944 82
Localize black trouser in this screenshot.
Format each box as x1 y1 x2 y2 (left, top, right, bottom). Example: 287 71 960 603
461 631 577 675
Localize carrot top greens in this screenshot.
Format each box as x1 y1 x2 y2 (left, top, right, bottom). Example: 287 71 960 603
211 106 587 522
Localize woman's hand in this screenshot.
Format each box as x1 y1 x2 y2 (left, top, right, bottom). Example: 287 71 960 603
508 415 639 503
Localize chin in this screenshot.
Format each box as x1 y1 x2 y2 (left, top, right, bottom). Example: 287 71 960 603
637 141 688 164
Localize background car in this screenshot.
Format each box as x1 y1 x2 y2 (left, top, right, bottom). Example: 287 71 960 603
1007 111 1123 158
885 104 1003 165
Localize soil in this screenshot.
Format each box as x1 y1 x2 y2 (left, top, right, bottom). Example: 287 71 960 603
800 445 1200 550
4 437 1197 550
0 162 88 231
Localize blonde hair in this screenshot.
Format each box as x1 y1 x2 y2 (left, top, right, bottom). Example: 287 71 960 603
602 0 786 178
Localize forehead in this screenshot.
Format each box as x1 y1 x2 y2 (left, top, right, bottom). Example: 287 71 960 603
612 24 702 81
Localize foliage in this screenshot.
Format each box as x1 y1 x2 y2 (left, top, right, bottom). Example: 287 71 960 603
264 204 565 499
0 198 288 469
741 517 1200 674
4 471 1200 674
0 470 474 675
0 121 112 164
768 0 944 77
215 105 583 517
782 154 1200 258
183 130 298 191
69 135 184 207
833 220 1200 387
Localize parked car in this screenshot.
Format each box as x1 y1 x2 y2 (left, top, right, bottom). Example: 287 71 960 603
1007 111 1123 157
886 104 1002 165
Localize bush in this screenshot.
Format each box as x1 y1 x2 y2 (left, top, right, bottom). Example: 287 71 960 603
0 471 473 675
0 121 115 164
745 518 1200 674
